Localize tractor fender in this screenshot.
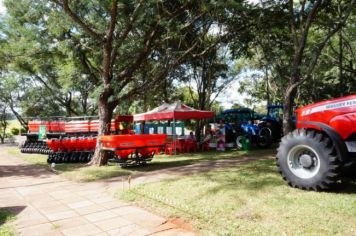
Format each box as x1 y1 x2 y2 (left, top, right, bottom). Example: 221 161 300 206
299 121 349 162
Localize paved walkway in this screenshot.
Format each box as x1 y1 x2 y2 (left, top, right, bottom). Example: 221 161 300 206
0 147 194 236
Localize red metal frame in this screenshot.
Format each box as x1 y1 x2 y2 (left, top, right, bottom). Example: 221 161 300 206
28 115 133 135
46 137 97 152
100 134 167 159
296 94 356 139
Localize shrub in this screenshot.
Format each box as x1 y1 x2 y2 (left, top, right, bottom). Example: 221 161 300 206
10 128 20 135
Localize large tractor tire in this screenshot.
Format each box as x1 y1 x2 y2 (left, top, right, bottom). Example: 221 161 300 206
276 129 341 191
257 127 272 148
259 120 282 142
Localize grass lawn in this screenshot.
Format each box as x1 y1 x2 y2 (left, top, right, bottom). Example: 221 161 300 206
5 146 275 182
119 159 356 236
0 209 17 236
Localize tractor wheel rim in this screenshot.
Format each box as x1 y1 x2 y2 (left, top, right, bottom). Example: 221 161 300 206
236 136 243 148
287 145 320 179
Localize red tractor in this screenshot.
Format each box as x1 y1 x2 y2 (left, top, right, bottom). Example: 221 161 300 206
277 95 356 190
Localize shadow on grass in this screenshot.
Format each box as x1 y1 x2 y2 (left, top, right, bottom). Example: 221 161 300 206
0 206 24 235
327 179 356 194
128 149 276 173
197 159 285 193
129 159 197 172
198 159 356 194
54 163 88 172
0 206 26 223
5 145 278 182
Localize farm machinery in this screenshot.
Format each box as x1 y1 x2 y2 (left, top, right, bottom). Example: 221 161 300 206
236 122 272 149
277 94 356 190
46 134 167 166
258 104 297 142
21 116 133 154
20 115 167 166
46 137 97 163
101 134 167 167
258 104 283 142
217 108 273 149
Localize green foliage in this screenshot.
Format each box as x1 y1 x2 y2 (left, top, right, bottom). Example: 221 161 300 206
1 0 98 117
0 104 8 143
0 209 17 236
230 1 355 106
0 0 354 137
0 209 15 225
1 0 234 124
10 128 20 135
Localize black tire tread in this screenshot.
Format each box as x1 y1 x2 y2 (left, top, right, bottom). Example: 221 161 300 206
276 129 341 191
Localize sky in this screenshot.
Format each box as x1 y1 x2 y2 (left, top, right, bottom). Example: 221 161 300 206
215 80 246 108
0 0 5 15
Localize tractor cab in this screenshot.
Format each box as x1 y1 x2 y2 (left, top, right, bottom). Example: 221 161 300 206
265 104 283 123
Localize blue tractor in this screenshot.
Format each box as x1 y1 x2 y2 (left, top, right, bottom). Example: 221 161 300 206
217 108 273 149
235 122 272 149
258 104 283 142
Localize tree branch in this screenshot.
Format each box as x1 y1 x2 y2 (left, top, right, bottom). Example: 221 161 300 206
305 0 355 77
115 0 144 48
294 0 322 65
106 0 118 42
26 71 79 115
118 40 199 103
116 21 161 80
52 0 104 42
110 1 144 71
288 1 299 51
300 0 306 27
78 50 100 85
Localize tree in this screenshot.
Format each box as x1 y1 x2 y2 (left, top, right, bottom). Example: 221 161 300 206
0 103 8 144
283 0 355 133
0 0 98 118
47 0 215 165
228 0 355 134
0 75 29 128
297 5 356 103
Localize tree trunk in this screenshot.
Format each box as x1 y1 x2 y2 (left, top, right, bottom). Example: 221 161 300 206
265 67 270 105
0 123 6 144
282 84 297 135
195 94 206 143
195 120 203 143
90 95 113 166
9 104 28 129
338 30 343 96
81 92 88 115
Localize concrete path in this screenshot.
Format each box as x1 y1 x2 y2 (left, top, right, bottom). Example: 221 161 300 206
0 147 194 236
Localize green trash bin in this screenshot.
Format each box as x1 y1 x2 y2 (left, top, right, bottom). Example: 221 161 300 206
242 136 250 151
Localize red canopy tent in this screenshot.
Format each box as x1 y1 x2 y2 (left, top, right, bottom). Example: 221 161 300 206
133 101 215 121
134 102 215 154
